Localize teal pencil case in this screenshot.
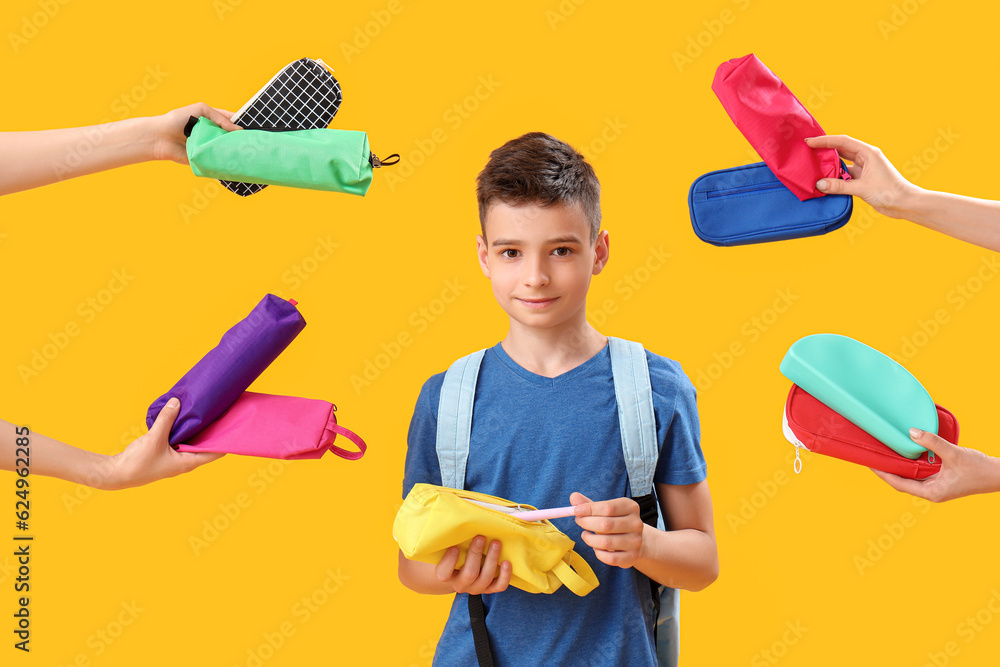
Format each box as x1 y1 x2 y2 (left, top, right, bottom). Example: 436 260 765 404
779 334 939 459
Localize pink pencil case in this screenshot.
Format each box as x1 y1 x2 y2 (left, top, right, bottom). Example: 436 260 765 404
176 391 366 461
712 53 849 201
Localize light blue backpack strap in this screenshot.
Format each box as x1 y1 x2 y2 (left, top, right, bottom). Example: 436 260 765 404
608 337 658 496
609 337 678 667
435 349 486 490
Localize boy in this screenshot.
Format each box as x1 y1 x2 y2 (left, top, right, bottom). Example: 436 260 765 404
398 132 718 665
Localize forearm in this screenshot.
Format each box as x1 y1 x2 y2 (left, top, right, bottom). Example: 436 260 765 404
1 419 115 488
633 524 719 592
0 117 158 196
398 550 455 595
898 188 1000 253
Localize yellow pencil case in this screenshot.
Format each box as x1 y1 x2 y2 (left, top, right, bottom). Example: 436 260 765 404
393 483 599 596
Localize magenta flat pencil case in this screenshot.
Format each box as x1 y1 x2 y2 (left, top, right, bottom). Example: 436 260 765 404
176 391 366 461
146 294 306 445
712 53 849 201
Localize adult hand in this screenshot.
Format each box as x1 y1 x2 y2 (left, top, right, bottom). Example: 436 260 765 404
101 398 225 490
805 134 921 219
872 428 1000 502
150 103 240 164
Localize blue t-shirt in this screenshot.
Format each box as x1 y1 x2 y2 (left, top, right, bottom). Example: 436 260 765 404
403 342 706 667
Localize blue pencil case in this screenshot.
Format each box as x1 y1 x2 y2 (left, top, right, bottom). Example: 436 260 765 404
688 162 852 246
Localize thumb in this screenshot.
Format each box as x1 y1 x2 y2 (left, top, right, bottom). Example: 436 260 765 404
910 428 958 460
207 107 241 132
816 177 861 196
570 491 592 506
149 397 181 440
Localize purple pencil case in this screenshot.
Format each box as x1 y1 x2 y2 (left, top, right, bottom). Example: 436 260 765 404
146 294 306 444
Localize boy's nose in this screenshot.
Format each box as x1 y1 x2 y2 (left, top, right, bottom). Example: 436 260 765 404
522 256 549 287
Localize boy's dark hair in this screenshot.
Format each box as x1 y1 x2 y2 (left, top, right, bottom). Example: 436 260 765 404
476 132 601 242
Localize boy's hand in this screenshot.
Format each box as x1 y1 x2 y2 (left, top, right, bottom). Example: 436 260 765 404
435 536 512 595
571 492 644 568
871 428 1000 502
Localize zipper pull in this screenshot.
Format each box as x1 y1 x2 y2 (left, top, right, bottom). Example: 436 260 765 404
793 444 803 474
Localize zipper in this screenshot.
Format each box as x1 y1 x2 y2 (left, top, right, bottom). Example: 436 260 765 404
705 181 785 199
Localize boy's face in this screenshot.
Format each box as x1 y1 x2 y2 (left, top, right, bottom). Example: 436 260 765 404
476 202 608 333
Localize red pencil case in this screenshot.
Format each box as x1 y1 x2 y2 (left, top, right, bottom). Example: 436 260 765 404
782 384 957 480
712 53 849 201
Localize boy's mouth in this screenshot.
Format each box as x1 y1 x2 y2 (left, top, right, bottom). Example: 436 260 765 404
516 297 558 309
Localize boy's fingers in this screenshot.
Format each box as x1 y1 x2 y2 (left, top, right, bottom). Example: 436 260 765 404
473 541 502 591
435 547 460 581
485 561 512 594
574 496 635 518
576 514 630 534
457 537 487 586
569 491 592 506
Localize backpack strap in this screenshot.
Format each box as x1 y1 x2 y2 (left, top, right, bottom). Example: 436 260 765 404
436 349 494 667
608 337 658 497
436 349 486 490
608 337 679 667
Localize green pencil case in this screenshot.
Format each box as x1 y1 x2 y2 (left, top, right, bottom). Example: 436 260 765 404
778 334 938 459
184 116 397 196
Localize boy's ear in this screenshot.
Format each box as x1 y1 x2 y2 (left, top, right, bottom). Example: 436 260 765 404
476 234 491 278
592 230 610 275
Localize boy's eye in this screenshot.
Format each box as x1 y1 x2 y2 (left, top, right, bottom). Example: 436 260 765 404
502 249 519 258
553 247 572 256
